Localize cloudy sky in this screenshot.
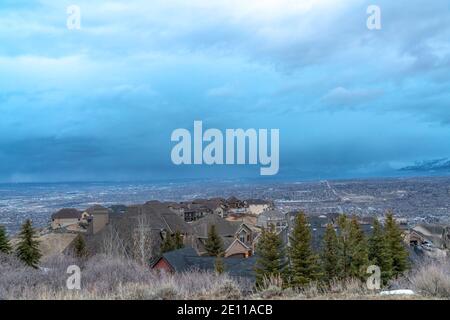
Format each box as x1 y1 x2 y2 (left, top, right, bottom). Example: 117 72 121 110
0 0 449 182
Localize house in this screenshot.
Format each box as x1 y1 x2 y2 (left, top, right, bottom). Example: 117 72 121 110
151 247 257 281
226 196 245 209
127 201 192 233
51 208 87 230
167 202 186 217
203 198 228 217
85 205 110 235
190 214 254 258
126 200 193 252
256 209 287 233
227 207 248 216
245 199 273 216
407 224 450 249
168 198 227 221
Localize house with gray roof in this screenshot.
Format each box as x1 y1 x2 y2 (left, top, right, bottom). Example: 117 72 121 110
190 214 254 258
151 247 258 282
256 209 287 233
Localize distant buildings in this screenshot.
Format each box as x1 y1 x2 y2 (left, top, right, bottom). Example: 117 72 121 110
168 197 272 222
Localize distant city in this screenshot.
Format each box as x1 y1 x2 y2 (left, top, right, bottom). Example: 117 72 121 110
1 176 449 234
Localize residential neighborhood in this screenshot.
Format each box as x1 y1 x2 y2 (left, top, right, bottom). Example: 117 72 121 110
37 195 450 284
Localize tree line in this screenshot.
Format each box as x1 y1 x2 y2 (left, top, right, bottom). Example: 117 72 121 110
255 212 409 288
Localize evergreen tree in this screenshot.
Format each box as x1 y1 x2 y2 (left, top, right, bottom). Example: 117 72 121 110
15 219 41 268
368 219 392 284
73 233 88 259
215 254 225 274
288 213 320 287
384 213 409 277
255 226 286 286
205 225 224 257
348 217 369 280
174 230 184 250
160 233 176 253
0 225 12 254
336 215 352 278
321 223 340 281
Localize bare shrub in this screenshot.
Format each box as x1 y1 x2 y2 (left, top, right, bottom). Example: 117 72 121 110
409 259 450 298
257 274 284 291
195 278 242 300
81 254 151 294
0 253 247 300
326 278 370 296
252 274 296 300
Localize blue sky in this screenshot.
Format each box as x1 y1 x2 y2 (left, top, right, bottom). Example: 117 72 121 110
0 0 449 182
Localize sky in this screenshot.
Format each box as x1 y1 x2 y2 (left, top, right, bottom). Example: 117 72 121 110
0 0 449 182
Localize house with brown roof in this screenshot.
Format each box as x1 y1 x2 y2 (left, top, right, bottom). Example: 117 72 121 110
407 224 450 249
226 196 245 209
51 208 87 230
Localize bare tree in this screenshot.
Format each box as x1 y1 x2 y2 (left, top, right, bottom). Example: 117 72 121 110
132 214 154 265
101 224 128 259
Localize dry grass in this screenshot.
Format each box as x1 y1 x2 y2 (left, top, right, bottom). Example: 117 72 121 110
1 253 449 300
0 253 245 300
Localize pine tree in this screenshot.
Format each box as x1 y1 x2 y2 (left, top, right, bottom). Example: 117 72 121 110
368 219 392 284
348 217 369 280
321 223 340 281
161 233 176 253
255 226 286 286
288 213 320 287
384 213 409 278
205 225 224 257
73 233 88 259
0 225 12 254
336 215 352 279
174 230 184 250
15 219 41 268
